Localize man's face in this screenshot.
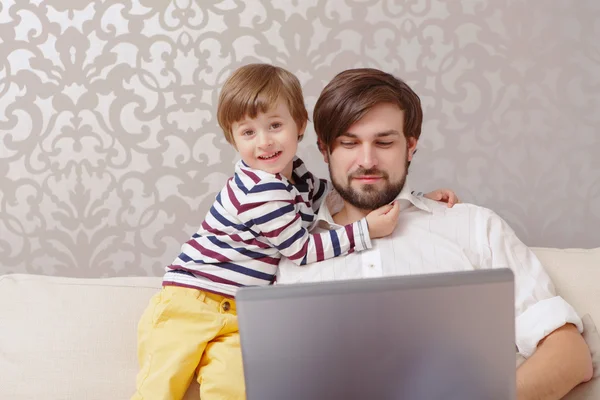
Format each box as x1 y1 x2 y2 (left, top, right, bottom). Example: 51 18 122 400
322 102 418 210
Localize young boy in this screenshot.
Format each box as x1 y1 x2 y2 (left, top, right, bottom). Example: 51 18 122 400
132 64 458 400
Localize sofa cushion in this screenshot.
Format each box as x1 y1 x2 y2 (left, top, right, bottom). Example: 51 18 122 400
531 247 600 326
0 274 199 400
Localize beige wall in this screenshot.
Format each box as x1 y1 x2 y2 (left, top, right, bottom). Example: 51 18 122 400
1 1 599 277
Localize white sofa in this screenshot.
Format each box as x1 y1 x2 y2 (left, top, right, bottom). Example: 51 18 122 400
1 247 599 400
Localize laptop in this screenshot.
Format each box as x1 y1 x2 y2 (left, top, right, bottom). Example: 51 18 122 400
236 269 516 400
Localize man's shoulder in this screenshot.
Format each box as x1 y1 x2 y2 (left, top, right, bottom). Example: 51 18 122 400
419 197 501 222
411 199 513 255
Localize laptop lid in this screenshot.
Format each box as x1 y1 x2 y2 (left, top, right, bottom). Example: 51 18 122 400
237 268 515 400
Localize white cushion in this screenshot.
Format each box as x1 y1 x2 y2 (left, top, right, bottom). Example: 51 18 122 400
0 274 201 400
531 247 600 327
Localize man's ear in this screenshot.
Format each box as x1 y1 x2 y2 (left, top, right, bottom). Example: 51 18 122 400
407 137 418 161
317 139 329 164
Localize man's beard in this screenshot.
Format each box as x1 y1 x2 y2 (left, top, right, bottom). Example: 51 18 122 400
329 160 408 210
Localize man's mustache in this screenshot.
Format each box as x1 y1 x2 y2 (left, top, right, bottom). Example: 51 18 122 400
348 168 389 179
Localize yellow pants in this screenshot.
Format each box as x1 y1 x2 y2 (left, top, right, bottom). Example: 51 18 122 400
132 286 245 400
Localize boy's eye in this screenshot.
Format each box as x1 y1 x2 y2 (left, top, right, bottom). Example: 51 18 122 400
242 130 255 136
270 122 282 129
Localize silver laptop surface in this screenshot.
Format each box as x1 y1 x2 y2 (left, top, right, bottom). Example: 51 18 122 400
236 269 515 400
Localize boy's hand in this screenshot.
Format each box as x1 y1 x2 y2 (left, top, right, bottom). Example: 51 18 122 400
366 201 400 238
424 189 460 208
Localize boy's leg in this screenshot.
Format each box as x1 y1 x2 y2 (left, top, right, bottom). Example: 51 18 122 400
132 286 224 400
197 307 246 399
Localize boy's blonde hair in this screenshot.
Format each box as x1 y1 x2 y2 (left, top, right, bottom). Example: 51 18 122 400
217 64 309 144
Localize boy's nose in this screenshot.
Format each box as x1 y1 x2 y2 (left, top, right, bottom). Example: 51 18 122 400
257 132 273 148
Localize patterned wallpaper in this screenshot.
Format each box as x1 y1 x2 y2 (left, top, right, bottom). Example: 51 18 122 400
1 0 599 277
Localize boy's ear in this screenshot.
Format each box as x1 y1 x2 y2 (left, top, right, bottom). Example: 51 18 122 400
317 139 329 164
298 121 307 140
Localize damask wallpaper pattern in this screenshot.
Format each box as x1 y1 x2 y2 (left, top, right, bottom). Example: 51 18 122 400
1 0 599 277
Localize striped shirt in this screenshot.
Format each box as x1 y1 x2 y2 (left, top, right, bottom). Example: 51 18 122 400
163 157 372 296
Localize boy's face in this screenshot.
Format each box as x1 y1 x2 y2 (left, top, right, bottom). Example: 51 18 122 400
231 101 305 180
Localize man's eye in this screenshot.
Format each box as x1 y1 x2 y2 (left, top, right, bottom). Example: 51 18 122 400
341 142 357 147
377 142 393 147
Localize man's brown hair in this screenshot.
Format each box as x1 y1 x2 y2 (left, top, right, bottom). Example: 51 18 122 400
217 64 308 144
313 68 423 151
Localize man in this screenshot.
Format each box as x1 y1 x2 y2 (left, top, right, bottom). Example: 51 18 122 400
277 68 593 399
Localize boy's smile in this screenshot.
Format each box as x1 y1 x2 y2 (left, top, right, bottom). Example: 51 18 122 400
257 151 282 161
